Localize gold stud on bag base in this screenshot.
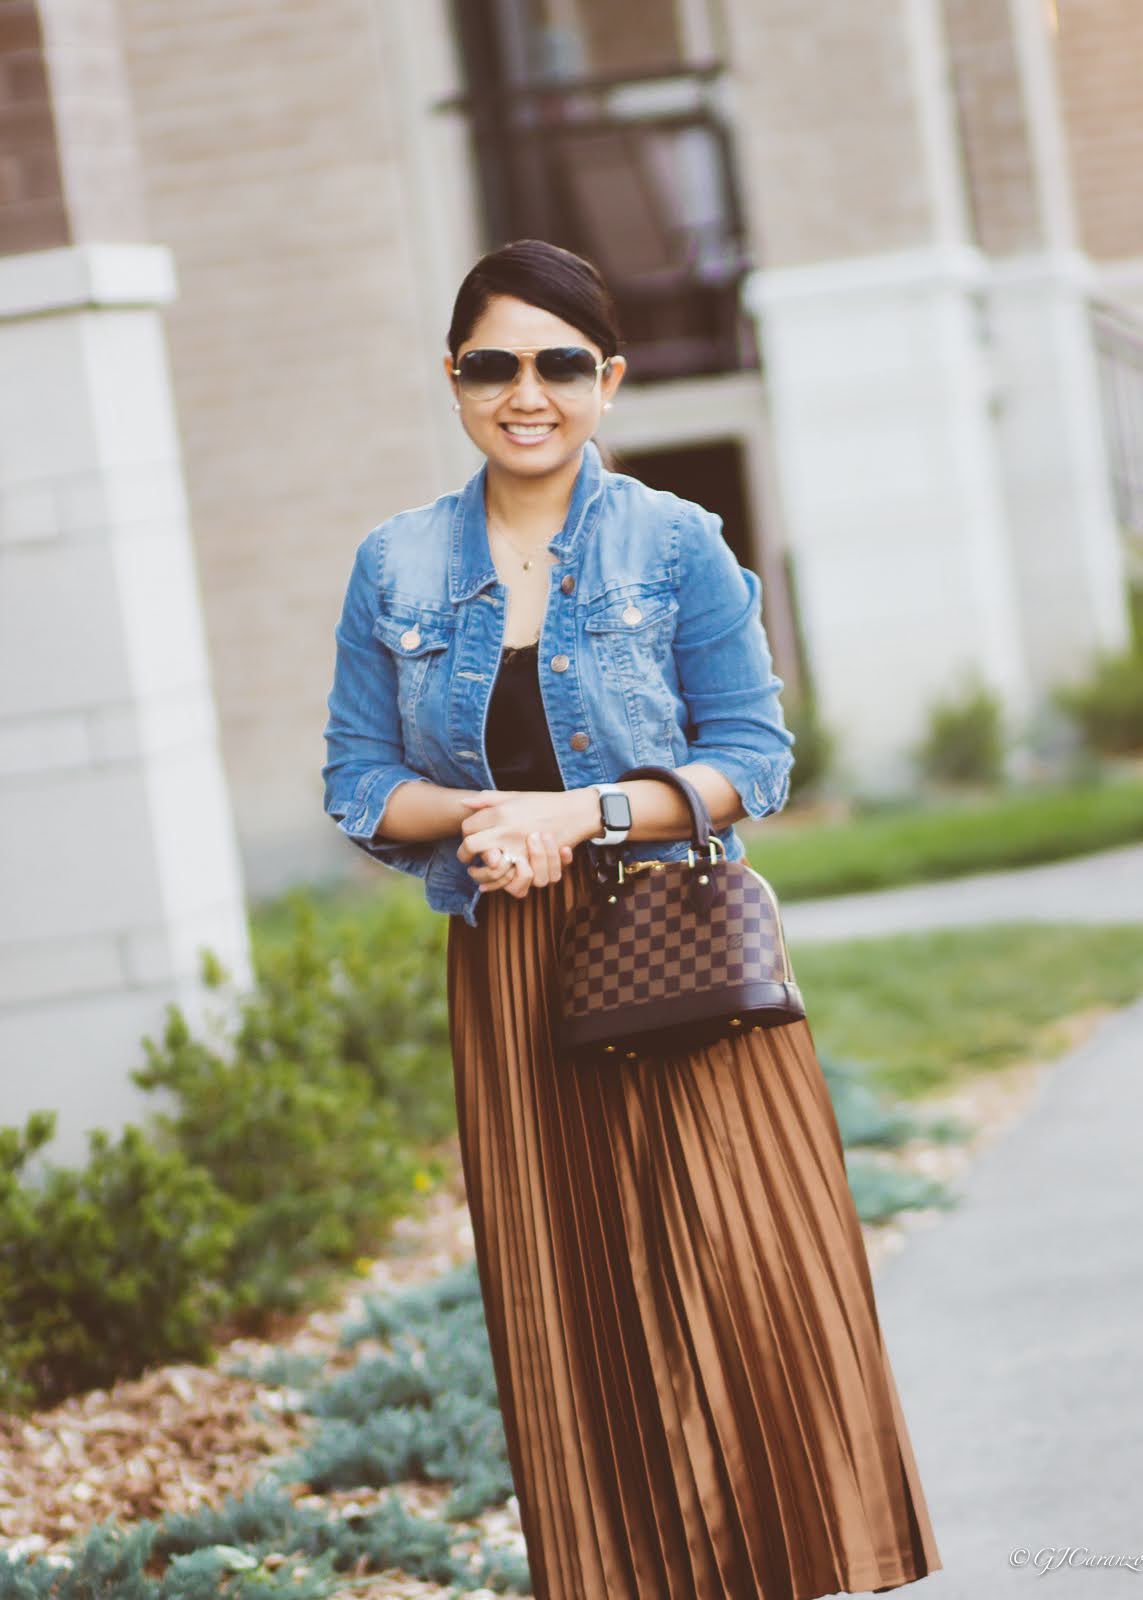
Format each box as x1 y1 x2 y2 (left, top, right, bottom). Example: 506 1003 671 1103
555 766 806 1067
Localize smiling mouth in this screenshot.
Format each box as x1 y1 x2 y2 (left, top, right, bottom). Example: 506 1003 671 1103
501 423 557 440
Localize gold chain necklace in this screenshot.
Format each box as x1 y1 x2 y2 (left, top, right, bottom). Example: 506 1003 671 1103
487 512 558 573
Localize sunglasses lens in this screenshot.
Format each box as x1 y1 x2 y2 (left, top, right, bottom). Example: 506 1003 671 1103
535 346 600 393
457 349 520 398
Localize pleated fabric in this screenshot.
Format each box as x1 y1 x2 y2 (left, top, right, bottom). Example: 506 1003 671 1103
446 849 943 1600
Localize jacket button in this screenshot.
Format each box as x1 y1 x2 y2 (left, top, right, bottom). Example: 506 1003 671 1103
551 654 570 672
400 628 421 650
570 731 590 751
560 574 576 594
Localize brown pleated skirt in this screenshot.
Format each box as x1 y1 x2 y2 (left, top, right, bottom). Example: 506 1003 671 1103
446 850 942 1600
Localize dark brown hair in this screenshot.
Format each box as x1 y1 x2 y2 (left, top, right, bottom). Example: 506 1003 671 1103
447 239 622 360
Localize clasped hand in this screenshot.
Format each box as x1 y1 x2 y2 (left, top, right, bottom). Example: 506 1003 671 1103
457 790 579 899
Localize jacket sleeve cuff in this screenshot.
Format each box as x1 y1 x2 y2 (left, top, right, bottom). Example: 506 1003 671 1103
686 745 795 821
327 769 434 871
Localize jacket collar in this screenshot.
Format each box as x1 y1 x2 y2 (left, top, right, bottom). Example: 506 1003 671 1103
448 438 607 603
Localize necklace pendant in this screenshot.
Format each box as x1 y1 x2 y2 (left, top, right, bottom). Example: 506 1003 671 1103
523 558 532 571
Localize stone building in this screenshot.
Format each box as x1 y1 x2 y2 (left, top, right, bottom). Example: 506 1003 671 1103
1 0 1140 1147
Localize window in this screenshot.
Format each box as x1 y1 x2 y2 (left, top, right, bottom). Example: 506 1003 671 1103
448 0 759 382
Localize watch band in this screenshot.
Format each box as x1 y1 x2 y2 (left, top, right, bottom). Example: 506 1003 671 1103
590 782 633 846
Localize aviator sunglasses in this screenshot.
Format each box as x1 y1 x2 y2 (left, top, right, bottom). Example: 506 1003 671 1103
452 345 612 402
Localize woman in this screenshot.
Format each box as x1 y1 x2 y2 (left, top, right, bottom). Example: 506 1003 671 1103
322 239 942 1599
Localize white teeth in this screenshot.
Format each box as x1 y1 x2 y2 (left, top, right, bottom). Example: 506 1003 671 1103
504 424 555 435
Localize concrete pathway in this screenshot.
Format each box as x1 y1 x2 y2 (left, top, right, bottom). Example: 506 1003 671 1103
842 992 1143 1598
782 843 1143 944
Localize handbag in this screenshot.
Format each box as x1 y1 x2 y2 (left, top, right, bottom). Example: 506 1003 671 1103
555 765 806 1066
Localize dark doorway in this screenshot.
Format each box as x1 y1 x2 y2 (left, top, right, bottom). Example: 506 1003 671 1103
611 439 753 566
609 437 806 696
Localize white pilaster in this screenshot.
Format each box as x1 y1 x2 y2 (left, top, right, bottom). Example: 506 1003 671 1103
985 0 1130 684
743 247 1031 790
0 244 252 1164
988 251 1131 688
1099 257 1143 321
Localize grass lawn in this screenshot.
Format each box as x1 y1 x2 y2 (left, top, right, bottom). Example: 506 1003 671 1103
746 775 1143 901
794 921 1143 1100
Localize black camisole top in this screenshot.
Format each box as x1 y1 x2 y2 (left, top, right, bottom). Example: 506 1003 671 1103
485 642 566 792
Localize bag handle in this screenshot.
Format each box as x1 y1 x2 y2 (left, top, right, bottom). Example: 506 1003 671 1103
589 765 722 912
589 764 714 874
615 765 714 850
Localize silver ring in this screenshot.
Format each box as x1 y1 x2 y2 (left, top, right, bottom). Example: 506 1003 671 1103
499 852 519 870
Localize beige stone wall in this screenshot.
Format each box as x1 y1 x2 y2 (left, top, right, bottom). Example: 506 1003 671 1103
1055 0 1143 261
941 0 1042 255
40 0 149 244
1 0 147 255
118 0 456 888
0 1 68 252
719 0 936 267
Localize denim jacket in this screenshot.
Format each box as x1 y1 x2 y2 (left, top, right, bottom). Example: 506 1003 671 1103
322 440 795 928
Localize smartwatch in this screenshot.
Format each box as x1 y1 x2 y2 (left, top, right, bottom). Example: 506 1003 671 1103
590 783 633 846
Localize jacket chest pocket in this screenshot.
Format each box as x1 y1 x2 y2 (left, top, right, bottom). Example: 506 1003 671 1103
372 608 456 758
583 587 679 674
582 587 680 762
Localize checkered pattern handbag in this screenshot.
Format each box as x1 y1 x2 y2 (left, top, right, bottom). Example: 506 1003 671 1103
556 765 805 1066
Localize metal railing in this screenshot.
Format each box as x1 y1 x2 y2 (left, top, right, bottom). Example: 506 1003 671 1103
1092 301 1143 548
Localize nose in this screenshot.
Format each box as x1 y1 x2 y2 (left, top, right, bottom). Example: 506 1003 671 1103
508 356 550 411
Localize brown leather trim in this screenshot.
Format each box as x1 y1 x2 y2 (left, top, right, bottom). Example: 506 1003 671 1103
557 982 806 1062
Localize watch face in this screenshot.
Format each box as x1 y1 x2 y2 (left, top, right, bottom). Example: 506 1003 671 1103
601 792 632 830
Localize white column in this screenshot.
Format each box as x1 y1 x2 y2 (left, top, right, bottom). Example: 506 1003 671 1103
984 0 1132 681
0 245 252 1164
988 250 1131 684
744 246 1031 791
1099 258 1143 321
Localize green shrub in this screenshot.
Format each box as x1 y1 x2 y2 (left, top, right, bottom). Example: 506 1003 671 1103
0 1113 237 1411
0 892 453 1408
250 886 456 1147
304 890 456 1147
133 905 431 1321
914 681 1005 786
1053 644 1143 756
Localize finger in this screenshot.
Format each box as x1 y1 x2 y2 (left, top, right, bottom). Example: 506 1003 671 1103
473 852 522 887
460 815 498 845
462 823 508 856
475 852 515 892
458 833 497 864
464 838 499 876
470 863 504 885
527 831 549 887
541 832 562 882
507 858 534 899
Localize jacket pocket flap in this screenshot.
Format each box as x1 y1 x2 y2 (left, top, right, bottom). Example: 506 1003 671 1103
583 591 679 634
372 610 456 655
